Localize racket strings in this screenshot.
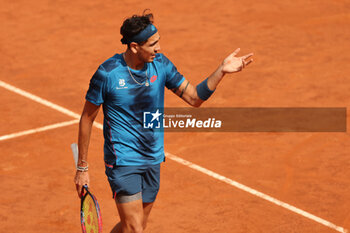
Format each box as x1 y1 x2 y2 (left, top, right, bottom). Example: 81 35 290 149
82 194 100 233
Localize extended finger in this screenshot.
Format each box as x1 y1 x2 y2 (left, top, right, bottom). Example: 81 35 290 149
241 53 254 60
231 48 240 56
76 184 83 198
244 59 253 66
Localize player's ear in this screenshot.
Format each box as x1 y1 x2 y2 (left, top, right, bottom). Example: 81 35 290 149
129 42 139 54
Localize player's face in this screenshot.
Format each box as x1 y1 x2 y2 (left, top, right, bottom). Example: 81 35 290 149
137 32 161 63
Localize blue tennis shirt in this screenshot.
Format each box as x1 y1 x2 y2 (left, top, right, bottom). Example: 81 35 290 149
86 53 185 166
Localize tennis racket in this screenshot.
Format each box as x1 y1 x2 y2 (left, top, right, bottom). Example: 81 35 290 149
71 143 103 233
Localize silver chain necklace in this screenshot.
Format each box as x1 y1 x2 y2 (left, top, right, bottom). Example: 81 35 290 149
123 53 149 87
126 65 149 87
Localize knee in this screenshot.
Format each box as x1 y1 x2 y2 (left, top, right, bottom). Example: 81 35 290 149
132 224 143 233
142 221 147 231
124 222 143 233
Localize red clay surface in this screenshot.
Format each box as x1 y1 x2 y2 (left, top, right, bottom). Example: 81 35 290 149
1 0 350 232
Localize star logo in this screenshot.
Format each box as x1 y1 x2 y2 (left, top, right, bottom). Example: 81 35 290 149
150 109 162 122
143 109 162 129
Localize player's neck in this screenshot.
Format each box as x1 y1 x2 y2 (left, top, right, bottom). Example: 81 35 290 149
123 50 145 70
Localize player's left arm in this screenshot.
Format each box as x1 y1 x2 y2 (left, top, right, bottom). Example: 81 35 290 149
172 48 253 107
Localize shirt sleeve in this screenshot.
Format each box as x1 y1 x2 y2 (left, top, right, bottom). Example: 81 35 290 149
162 54 185 90
85 66 108 106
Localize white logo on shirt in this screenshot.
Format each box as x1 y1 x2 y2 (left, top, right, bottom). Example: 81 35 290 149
119 79 125 86
116 79 128 89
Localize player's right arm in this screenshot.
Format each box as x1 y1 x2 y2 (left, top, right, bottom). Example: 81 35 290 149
74 100 100 198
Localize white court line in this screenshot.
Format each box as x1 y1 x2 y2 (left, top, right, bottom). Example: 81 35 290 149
0 80 103 129
165 152 348 233
0 80 81 119
0 119 79 141
0 80 347 233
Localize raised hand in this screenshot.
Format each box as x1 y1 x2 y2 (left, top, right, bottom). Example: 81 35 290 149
221 48 253 74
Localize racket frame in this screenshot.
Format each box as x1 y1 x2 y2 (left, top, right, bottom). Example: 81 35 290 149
80 185 102 233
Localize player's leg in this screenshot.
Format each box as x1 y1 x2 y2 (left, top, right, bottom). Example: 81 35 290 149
110 222 122 233
107 164 160 232
110 200 154 233
140 164 161 230
106 166 144 233
142 202 154 230
116 196 144 233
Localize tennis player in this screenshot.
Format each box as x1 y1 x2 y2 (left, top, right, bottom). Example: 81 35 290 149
74 12 253 233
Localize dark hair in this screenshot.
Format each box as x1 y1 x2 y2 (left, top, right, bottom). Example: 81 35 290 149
120 11 154 45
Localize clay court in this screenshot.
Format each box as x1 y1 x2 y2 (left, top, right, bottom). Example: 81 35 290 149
1 0 350 232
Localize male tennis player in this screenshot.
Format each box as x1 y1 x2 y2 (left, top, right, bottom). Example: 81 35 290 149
74 12 253 233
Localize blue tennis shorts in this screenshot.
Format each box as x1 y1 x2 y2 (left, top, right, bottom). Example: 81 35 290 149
105 164 161 203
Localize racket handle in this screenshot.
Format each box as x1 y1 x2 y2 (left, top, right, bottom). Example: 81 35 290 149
82 185 88 196
71 143 79 168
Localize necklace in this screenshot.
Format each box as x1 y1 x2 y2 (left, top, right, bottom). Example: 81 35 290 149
123 53 149 86
126 65 149 87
